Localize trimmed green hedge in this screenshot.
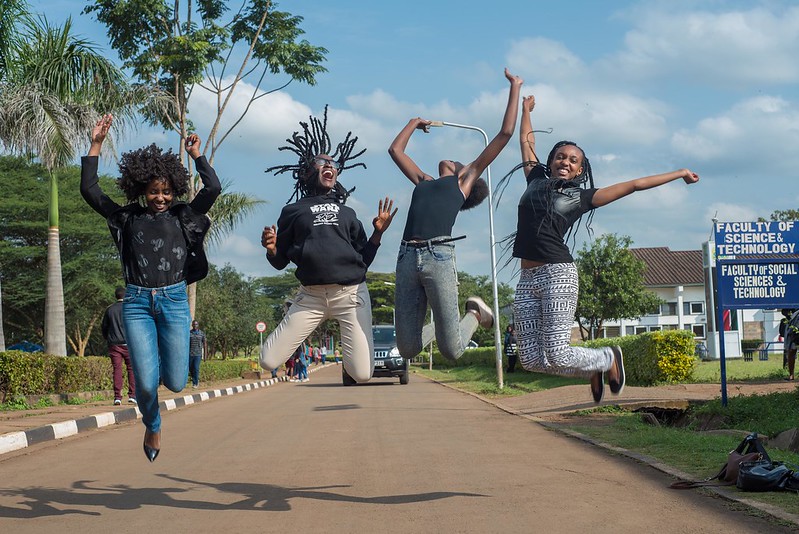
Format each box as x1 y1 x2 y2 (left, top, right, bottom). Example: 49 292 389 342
582 330 696 386
0 350 254 400
425 329 696 386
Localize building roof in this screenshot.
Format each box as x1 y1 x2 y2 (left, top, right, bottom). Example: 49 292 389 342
630 247 704 286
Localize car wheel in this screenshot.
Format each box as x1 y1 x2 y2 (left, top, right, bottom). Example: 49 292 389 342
342 368 357 386
399 371 409 385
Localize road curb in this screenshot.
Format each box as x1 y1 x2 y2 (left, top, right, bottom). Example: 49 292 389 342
423 374 799 529
0 364 334 456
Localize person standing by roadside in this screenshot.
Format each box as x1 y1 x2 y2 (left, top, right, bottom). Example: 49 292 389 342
102 286 137 406
189 320 207 389
504 324 518 373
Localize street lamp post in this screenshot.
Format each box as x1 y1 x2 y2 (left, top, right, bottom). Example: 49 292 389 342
430 120 504 389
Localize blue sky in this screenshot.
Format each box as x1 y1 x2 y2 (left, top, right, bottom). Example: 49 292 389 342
30 0 799 287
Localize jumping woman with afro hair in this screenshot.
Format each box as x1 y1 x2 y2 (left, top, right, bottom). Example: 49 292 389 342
260 106 397 384
387 68 523 363
81 114 221 462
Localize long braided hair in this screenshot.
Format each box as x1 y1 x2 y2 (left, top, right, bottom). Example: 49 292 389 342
495 139 597 270
265 105 366 204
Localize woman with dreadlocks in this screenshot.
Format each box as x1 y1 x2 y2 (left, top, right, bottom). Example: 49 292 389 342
387 68 523 362
81 114 221 461
511 95 699 402
260 107 397 383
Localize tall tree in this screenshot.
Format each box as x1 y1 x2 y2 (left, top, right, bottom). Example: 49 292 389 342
574 234 663 341
0 17 140 355
0 156 123 354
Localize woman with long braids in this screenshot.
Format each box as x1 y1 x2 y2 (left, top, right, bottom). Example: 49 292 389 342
81 114 221 461
387 69 523 362
260 107 397 383
510 95 699 402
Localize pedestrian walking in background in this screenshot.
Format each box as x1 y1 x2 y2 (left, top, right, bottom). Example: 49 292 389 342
189 320 207 389
102 286 137 406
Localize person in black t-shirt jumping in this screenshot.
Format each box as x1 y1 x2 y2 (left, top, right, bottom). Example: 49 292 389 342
388 69 523 363
82 114 221 462
260 107 397 384
506 94 699 403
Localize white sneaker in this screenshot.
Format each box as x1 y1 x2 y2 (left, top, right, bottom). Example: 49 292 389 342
127 397 137 404
466 296 494 329
113 399 122 406
302 378 310 382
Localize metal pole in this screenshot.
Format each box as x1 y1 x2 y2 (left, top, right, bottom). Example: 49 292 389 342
430 121 505 389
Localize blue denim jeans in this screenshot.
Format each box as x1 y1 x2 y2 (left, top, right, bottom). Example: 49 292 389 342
189 355 201 386
395 238 478 361
123 281 191 433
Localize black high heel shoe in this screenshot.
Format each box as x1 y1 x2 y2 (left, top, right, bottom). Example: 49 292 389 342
143 430 160 462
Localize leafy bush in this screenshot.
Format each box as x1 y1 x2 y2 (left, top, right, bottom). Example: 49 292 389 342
583 330 696 386
0 350 113 400
428 346 497 368
0 352 254 399
741 339 764 352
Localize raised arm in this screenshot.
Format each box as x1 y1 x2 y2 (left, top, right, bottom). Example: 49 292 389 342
591 169 700 208
81 114 121 218
388 118 435 185
360 197 398 266
459 68 523 196
185 133 222 214
519 95 539 172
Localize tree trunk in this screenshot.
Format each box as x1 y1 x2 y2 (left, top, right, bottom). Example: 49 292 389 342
67 312 99 357
45 170 66 356
45 226 67 355
0 276 5 352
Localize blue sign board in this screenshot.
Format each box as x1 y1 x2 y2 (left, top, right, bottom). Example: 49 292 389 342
714 221 799 309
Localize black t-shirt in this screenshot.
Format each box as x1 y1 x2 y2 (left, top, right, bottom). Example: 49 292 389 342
268 193 379 286
513 166 597 263
402 175 465 240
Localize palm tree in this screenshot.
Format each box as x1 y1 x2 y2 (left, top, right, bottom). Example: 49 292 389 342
0 0 30 352
0 17 139 355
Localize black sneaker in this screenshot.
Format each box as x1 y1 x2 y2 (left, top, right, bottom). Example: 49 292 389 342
590 372 604 403
609 346 625 395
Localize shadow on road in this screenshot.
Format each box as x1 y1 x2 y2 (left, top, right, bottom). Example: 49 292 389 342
0 475 486 517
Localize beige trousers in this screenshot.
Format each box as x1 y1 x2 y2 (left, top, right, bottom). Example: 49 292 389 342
260 282 374 382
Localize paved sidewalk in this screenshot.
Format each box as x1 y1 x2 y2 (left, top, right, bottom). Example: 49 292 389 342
0 363 336 455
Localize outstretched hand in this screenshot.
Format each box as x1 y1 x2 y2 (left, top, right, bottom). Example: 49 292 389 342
372 197 398 234
523 95 536 112
681 169 700 184
185 133 202 159
91 114 113 145
414 118 433 134
261 225 277 256
505 68 523 87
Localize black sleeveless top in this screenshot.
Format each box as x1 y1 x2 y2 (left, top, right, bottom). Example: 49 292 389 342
402 175 465 240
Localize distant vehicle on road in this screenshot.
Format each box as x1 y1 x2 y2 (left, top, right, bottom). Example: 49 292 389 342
342 324 409 385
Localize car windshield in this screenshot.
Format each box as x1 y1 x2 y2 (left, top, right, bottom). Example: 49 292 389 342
372 326 395 344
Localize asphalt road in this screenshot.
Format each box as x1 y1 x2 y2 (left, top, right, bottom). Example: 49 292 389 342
0 365 794 533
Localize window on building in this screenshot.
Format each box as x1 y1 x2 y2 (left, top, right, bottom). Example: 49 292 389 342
625 326 636 336
605 326 621 338
662 324 679 331
660 302 678 315
683 301 705 315
635 326 648 335
684 324 706 338
692 324 706 338
649 325 662 332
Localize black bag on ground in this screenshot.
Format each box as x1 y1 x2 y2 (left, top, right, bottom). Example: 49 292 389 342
737 460 799 492
670 433 770 489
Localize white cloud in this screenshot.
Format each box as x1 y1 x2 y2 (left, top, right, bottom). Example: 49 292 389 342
606 5 799 86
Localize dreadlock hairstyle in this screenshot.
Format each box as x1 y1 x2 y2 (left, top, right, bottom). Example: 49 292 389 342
493 139 597 273
266 105 367 204
117 143 191 202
